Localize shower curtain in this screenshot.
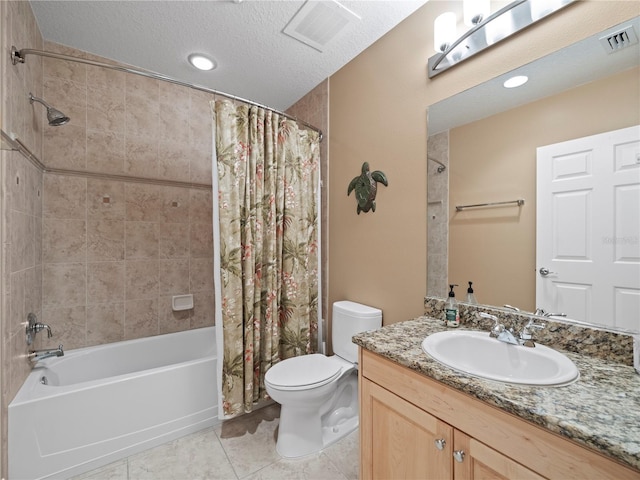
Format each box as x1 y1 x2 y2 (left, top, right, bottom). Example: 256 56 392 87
211 100 320 419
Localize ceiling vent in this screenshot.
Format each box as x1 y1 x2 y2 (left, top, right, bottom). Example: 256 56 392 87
283 0 360 52
599 25 639 54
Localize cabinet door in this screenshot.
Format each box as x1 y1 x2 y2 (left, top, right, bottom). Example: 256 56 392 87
361 377 453 480
453 430 545 480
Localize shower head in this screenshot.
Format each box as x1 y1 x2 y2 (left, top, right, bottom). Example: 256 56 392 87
28 93 70 126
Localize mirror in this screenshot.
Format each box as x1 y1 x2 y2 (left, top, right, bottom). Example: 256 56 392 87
427 16 640 332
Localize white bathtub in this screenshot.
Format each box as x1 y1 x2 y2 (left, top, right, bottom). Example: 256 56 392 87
9 326 219 480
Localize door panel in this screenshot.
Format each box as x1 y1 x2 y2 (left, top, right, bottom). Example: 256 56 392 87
537 125 640 328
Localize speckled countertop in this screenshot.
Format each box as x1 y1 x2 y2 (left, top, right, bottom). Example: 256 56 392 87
353 315 640 472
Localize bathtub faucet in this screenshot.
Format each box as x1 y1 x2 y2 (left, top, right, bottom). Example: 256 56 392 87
28 344 64 363
26 312 53 345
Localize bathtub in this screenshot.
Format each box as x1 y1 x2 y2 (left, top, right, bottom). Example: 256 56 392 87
9 326 219 480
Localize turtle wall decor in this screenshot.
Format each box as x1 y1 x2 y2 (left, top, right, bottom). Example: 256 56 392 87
347 162 388 214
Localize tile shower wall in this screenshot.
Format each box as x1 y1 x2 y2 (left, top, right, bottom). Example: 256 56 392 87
1 2 44 476
427 131 449 298
39 42 215 349
42 175 214 348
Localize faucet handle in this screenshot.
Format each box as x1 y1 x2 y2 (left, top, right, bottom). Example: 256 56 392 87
478 312 503 338
521 317 546 343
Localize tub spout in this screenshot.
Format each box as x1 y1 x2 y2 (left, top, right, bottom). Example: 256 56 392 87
28 344 64 363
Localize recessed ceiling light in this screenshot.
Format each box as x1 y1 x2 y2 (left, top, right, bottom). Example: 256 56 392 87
503 75 528 88
188 54 216 71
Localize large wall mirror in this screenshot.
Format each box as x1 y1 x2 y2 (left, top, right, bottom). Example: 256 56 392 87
427 16 640 332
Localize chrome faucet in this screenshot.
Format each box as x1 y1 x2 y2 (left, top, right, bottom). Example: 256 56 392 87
28 344 64 363
534 307 566 318
479 312 545 347
25 313 53 345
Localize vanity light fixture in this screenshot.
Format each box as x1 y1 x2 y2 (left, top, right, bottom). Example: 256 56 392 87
188 53 216 71
428 0 575 78
503 75 528 88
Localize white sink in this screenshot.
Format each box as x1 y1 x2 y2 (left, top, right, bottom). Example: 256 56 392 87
421 330 579 386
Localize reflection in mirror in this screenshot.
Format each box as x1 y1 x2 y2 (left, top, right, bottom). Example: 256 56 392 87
427 16 640 333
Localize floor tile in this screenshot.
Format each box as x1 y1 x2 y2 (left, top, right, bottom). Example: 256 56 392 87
127 427 237 480
322 429 359 480
243 453 348 480
215 404 282 478
69 459 127 480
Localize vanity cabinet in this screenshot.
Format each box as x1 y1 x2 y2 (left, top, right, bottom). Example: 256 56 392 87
359 349 640 480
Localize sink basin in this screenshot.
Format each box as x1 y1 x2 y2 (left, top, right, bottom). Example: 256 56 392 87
421 330 579 386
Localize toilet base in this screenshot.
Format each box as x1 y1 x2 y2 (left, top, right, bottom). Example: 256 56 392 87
274 372 359 458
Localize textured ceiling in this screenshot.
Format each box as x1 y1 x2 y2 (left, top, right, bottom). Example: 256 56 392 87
29 0 428 111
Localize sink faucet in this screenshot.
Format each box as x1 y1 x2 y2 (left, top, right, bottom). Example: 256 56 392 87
28 344 64 363
479 312 545 347
534 308 566 318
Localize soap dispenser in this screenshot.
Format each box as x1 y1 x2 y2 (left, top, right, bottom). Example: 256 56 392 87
466 281 477 304
445 284 460 327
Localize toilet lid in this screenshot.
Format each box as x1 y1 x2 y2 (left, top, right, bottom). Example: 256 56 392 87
266 354 342 390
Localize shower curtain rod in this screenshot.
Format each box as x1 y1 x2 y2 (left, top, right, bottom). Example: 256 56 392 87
11 46 324 142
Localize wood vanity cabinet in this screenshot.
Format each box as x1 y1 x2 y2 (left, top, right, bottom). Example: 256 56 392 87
359 349 640 480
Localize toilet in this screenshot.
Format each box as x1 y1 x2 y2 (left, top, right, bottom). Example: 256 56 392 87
265 301 382 458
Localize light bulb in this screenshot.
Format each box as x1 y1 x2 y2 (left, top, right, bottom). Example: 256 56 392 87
434 12 457 53
188 54 216 71
463 0 490 27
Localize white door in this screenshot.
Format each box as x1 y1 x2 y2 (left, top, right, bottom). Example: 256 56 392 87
536 125 640 330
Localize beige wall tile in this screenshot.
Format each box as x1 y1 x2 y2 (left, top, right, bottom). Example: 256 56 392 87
190 223 213 258
125 134 158 178
189 91 214 149
190 258 213 293
43 76 87 129
87 218 125 261
86 130 125 174
42 43 87 84
125 221 159 259
41 305 87 350
189 189 213 224
125 298 159 340
87 261 125 304
191 291 215 329
125 75 160 136
159 295 190 335
43 174 86 219
125 183 160 221
87 82 126 134
189 145 213 184
157 140 190 182
87 303 124 346
42 218 86 263
159 224 190 259
43 124 87 170
160 187 190 223
43 263 86 308
87 179 125 219
125 260 159 299
9 210 35 272
159 258 189 294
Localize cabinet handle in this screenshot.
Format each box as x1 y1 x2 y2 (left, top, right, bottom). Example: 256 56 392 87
434 438 446 450
453 450 465 463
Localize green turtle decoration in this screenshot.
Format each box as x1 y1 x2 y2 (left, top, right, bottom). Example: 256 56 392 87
347 162 388 214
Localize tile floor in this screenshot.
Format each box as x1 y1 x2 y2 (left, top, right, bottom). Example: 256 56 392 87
71 404 359 480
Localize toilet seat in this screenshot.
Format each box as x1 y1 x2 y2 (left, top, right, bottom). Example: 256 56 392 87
266 354 348 391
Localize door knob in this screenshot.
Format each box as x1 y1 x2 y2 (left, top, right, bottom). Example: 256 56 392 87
453 450 465 463
539 267 557 276
434 438 446 450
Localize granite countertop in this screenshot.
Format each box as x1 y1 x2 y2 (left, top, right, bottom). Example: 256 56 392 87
353 316 640 471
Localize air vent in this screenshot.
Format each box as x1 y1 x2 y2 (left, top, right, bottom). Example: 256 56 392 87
283 0 360 52
599 25 639 54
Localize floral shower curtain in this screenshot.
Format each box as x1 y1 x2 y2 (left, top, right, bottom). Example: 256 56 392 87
211 99 320 419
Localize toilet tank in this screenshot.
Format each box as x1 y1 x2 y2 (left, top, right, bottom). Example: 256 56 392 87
332 301 382 363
